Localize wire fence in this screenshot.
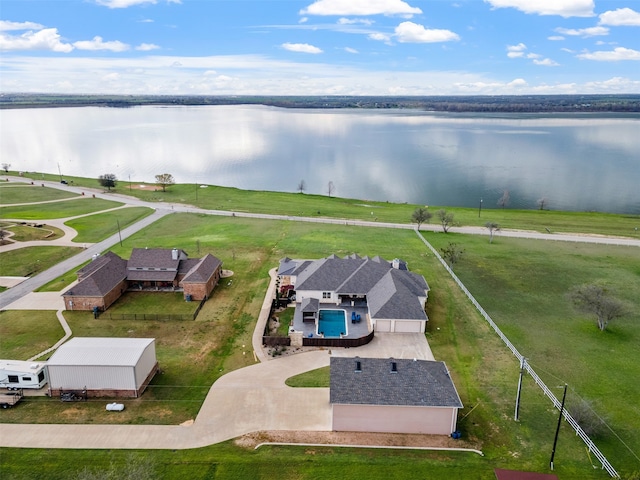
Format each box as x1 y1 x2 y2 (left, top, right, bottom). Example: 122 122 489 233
416 230 620 478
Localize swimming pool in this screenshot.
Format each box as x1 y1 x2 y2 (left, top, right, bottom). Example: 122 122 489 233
318 309 347 338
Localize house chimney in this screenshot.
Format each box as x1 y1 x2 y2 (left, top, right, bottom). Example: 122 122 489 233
172 248 179 260
392 258 400 269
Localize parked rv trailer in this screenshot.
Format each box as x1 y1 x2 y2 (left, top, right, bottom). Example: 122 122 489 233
0 360 48 390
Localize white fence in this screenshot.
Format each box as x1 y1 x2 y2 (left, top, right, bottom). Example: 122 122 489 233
416 231 620 478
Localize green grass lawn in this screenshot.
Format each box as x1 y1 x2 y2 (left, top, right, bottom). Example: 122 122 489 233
66 206 154 243
425 231 640 471
0 184 78 204
0 246 82 276
286 366 330 387
0 310 64 359
3 223 65 241
0 197 123 220
1 201 638 477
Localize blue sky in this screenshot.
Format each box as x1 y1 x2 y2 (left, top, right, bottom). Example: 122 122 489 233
1 0 639 95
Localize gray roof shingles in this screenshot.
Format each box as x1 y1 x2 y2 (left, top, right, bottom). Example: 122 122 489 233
181 254 222 284
330 357 463 408
64 253 127 297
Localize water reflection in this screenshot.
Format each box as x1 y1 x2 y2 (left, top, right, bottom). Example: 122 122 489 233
1 106 638 214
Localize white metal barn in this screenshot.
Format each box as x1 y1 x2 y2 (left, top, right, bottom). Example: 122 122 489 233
47 337 158 398
0 360 48 389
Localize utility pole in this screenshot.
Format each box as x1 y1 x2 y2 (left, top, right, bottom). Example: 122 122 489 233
514 357 526 421
550 384 568 471
478 198 483 217
57 162 63 183
117 220 123 247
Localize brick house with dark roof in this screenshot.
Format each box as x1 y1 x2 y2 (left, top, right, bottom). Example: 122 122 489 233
63 248 222 311
330 357 463 435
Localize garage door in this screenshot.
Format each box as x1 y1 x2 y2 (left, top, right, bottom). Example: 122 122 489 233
395 320 422 333
375 320 391 332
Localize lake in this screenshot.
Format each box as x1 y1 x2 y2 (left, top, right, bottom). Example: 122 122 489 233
1 105 639 214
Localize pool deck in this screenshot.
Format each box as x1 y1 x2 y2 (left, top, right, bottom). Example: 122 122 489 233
292 302 371 339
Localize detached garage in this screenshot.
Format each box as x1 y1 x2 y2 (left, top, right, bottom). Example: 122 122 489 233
330 357 463 435
47 337 158 398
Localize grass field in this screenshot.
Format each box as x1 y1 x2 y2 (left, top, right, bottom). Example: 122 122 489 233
2 223 65 241
0 184 78 204
0 310 64 360
0 197 124 220
65 206 154 243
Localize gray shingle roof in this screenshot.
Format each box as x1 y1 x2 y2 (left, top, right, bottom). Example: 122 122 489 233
63 253 127 297
301 297 319 312
128 248 185 270
180 254 222 284
330 357 463 408
281 255 429 322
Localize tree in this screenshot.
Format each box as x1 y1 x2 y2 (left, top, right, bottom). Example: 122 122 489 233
485 221 500 243
155 173 175 192
497 190 510 209
571 399 606 437
98 173 117 191
568 283 626 331
297 179 306 194
411 207 432 230
440 242 464 267
537 197 548 210
436 209 455 233
1 163 10 173
327 181 335 197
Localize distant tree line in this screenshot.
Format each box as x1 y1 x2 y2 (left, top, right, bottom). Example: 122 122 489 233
2 94 640 113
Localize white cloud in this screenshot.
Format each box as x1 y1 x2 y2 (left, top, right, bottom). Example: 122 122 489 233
344 47 359 54
0 28 73 52
338 18 375 25
299 17 309 23
507 78 527 87
548 35 565 41
368 32 391 42
73 36 130 52
0 20 45 31
577 47 640 61
599 8 640 26
95 0 181 8
484 0 594 18
301 0 422 17
506 43 527 58
281 42 323 54
533 58 559 66
555 26 608 37
394 22 460 43
136 43 160 51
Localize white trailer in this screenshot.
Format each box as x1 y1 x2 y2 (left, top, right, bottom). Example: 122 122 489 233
0 360 48 390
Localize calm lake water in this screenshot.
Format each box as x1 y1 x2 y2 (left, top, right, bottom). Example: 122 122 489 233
1 105 639 214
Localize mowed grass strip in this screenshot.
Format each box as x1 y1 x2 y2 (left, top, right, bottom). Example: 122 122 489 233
0 197 123 220
0 246 82 277
0 310 64 360
0 185 78 204
3 223 65 241
65 206 154 243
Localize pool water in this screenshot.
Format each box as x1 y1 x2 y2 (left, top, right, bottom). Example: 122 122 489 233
318 309 347 338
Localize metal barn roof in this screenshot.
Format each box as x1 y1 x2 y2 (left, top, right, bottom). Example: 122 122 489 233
47 338 155 367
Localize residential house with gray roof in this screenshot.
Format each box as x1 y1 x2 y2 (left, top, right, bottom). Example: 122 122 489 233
278 254 429 334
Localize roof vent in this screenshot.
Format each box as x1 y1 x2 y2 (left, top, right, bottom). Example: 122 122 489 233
391 361 398 373
355 361 362 373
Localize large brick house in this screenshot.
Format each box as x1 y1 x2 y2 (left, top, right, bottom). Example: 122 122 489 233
63 248 222 311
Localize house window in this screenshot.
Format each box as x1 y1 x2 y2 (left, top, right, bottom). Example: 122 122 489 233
22 376 32 382
8 375 19 383
322 292 331 299
38 371 45 382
